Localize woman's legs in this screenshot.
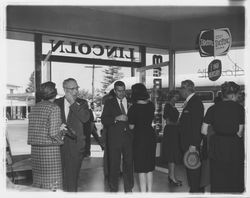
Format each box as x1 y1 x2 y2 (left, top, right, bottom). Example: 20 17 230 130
146 172 153 192
138 173 146 192
138 172 153 192
168 162 182 186
168 162 176 180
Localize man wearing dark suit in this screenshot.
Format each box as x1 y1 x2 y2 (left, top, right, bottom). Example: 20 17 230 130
178 80 204 193
54 78 90 192
101 81 134 192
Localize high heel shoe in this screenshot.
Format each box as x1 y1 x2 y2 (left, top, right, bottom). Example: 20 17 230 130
168 177 182 186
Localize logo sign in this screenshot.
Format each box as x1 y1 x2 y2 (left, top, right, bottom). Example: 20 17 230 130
207 59 222 81
199 29 214 57
214 28 231 56
199 28 231 57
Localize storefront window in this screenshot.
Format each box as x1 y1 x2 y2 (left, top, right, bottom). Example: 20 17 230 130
6 39 35 155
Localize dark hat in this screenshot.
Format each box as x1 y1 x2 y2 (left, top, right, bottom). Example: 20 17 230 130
183 150 201 170
38 81 57 100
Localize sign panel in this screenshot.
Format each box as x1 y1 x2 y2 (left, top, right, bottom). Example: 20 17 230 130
42 36 141 65
214 28 232 56
199 28 231 57
207 59 222 81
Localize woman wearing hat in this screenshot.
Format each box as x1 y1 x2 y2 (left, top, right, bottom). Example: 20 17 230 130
127 83 156 192
201 81 245 193
28 81 65 190
161 90 182 186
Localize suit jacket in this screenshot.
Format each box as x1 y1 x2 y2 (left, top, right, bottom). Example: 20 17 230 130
101 97 132 147
54 97 90 153
179 94 204 151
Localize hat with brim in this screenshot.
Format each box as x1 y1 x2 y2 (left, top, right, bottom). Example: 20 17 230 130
183 150 201 169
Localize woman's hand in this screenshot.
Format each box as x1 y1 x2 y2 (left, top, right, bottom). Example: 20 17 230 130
129 124 135 130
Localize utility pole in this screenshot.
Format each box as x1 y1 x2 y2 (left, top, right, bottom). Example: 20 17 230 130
85 64 102 101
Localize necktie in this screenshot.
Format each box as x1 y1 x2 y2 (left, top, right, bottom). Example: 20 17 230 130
120 99 126 114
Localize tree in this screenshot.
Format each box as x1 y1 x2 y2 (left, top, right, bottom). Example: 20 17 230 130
26 71 35 93
78 89 92 100
101 66 124 92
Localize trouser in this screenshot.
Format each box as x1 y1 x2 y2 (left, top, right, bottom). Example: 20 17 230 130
108 136 134 192
84 128 91 156
61 139 84 192
101 128 109 177
186 166 204 193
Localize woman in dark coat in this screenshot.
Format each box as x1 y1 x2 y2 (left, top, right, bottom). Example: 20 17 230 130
28 82 65 190
128 83 156 192
201 81 245 193
161 90 182 186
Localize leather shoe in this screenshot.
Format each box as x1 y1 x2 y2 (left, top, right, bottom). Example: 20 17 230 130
168 177 182 186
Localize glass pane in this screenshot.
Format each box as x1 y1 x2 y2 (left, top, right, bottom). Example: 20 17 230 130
6 39 35 156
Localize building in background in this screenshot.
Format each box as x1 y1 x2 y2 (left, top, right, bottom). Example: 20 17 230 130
6 84 35 120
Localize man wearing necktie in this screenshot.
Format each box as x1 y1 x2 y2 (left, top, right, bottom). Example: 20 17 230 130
54 78 90 192
101 81 134 192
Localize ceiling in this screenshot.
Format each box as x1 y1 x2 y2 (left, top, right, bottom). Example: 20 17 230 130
88 6 243 22
6 5 245 50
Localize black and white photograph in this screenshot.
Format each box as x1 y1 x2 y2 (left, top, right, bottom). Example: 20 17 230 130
1 0 249 197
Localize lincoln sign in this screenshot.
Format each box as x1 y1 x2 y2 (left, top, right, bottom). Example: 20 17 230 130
199 28 231 57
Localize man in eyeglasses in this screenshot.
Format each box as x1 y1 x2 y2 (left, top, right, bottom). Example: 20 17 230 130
54 78 90 192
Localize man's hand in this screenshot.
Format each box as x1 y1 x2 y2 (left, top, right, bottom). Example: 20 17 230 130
60 123 67 131
65 92 75 104
115 114 128 122
189 145 197 152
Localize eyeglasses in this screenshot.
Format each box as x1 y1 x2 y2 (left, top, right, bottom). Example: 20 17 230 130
64 86 79 91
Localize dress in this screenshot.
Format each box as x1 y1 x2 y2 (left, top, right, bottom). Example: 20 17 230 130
204 101 245 193
28 101 63 190
162 125 182 164
128 101 156 173
161 103 182 164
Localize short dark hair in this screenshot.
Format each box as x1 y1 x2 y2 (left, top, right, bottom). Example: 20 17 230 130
38 81 57 100
131 83 149 102
221 81 240 99
114 81 125 89
181 80 195 92
63 78 77 88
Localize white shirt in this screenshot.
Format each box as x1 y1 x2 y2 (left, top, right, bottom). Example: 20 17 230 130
116 97 128 114
64 97 71 120
183 93 195 108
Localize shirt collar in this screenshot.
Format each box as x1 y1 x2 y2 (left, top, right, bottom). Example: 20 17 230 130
117 97 127 103
64 97 70 106
185 93 195 104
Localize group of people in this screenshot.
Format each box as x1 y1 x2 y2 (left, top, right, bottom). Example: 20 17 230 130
27 77 245 193
101 81 156 192
28 78 90 192
161 80 245 193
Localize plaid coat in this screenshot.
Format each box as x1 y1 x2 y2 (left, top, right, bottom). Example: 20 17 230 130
28 100 63 190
